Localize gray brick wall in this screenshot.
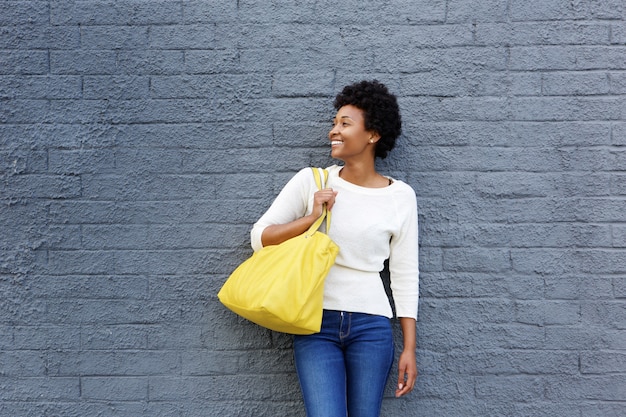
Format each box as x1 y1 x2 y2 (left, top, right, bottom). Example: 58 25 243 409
1 1 625 416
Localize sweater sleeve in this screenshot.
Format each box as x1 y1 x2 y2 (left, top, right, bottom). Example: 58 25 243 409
388 184 420 319
250 168 316 252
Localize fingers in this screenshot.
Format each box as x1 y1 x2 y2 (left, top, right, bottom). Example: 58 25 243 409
395 363 418 398
325 190 338 211
395 373 416 397
313 189 338 212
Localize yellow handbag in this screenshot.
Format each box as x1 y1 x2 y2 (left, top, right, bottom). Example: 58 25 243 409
218 168 339 334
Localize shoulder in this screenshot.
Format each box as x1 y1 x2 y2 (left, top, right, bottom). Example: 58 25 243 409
284 167 323 191
325 165 342 175
389 179 418 208
288 167 317 183
391 179 416 196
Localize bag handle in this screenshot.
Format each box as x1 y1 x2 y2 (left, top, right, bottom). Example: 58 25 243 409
305 168 331 236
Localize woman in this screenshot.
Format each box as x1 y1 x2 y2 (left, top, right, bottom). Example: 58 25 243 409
250 80 419 417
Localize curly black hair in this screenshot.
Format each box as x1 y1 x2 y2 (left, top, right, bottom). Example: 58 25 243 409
333 80 402 159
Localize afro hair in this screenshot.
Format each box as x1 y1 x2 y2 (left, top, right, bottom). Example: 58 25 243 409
333 80 402 159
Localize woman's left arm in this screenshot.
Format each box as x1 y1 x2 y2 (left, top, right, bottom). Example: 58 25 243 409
395 317 418 398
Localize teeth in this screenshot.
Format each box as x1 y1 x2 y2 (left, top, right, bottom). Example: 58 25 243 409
331 141 343 146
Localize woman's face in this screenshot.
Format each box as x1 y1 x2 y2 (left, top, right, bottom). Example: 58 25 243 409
328 105 379 162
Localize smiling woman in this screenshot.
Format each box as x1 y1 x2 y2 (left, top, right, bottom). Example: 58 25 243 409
249 80 419 417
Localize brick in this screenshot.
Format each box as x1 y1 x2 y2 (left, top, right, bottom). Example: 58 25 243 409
0 75 82 100
80 173 217 200
475 22 610 46
80 25 149 50
225 23 335 50
115 148 184 174
182 400 305 417
545 276 614 300
182 0 238 23
612 174 626 195
339 0 448 24
5 326 80 350
51 1 123 25
578 250 626 275
579 403 626 417
81 325 149 350
515 300 581 326
0 99 50 124
0 377 79 401
149 375 277 401
127 121 273 149
613 277 626 298
0 123 119 150
589 0 625 19
0 174 81 199
272 70 335 98
510 97 622 121
118 0 183 25
150 74 273 99
403 121 612 147
581 350 626 374
181 149 310 175
611 72 626 93
25 275 149 299
183 49 241 74
149 24 215 49
542 72 610 96
0 1 49 26
443 247 510 272
0 351 47 376
117 50 185 75
582 301 626 329
0 149 47 174
83 75 150 99
50 51 118 75
446 0 508 23
418 299 515 326
545 375 626 401
514 402 592 417
412 399 513 417
613 122 626 145
0 50 48 75
81 377 148 401
47 350 180 376
510 46 626 71
475 375 544 401
181 350 255 376
145 324 205 350
510 0 590 21
612 23 626 44
511 249 580 274
48 149 116 174
445 349 578 376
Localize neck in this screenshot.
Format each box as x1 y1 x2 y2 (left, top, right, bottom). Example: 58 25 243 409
339 160 385 188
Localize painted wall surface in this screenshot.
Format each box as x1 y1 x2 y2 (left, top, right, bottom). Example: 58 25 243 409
1 1 625 416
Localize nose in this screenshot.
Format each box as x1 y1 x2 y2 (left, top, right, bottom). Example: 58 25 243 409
329 124 339 138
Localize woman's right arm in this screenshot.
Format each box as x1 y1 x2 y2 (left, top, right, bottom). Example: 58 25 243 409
250 169 338 251
260 187 338 247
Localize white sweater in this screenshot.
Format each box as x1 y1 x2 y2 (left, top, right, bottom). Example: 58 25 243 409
250 165 419 319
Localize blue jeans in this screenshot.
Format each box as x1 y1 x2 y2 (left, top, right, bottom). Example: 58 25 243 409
293 310 394 417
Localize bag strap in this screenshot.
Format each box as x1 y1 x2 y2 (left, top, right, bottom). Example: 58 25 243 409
306 167 331 236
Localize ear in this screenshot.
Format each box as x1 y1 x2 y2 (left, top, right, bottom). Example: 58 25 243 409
368 131 381 144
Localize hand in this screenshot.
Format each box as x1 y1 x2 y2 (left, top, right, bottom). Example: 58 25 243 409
395 349 417 398
311 188 338 218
